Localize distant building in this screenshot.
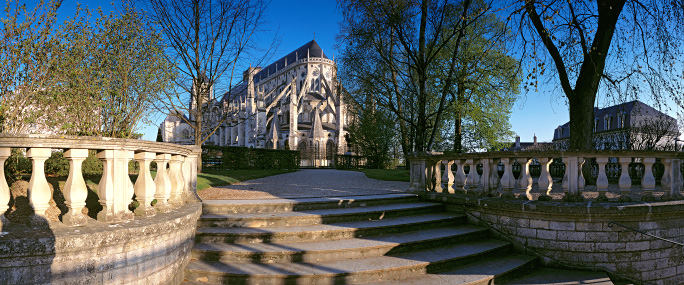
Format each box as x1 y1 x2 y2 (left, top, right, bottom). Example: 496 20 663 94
160 40 349 167
552 100 679 150
500 134 553 151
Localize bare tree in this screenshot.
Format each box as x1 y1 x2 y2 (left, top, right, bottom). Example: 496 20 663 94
142 0 271 171
628 115 679 151
511 0 684 151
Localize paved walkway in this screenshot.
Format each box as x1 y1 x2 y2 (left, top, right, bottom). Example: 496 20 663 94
199 169 411 200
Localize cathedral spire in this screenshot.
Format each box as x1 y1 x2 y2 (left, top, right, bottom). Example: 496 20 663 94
310 107 324 139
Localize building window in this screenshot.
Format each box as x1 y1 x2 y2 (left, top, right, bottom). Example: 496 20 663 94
594 118 598 132
326 140 335 160
618 112 626 128
604 115 612 131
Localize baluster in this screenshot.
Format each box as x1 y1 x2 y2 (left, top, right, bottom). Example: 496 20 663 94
578 157 585 191
466 159 480 192
27 148 51 227
125 151 135 211
481 159 490 195
500 158 514 196
537 157 553 197
134 152 157 216
442 160 454 194
154 154 172 212
96 150 116 222
673 159 683 196
519 158 533 200
169 155 186 205
618 157 632 197
662 158 672 195
62 149 89 226
488 158 500 196
596 157 609 198
432 160 443 193
455 159 467 193
562 158 569 193
641 157 656 196
0 148 10 226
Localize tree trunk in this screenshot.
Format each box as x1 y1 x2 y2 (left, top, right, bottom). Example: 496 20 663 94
454 115 462 153
568 90 595 151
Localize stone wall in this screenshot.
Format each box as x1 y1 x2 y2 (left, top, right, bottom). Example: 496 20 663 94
0 202 202 284
425 193 684 285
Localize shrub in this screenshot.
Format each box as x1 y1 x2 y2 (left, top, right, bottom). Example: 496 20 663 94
202 145 300 170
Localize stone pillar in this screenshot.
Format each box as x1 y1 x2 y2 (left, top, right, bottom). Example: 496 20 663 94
488 158 500 196
578 157 585 191
237 118 245 146
27 147 51 228
641 157 656 196
669 159 682 196
538 157 553 197
431 159 443 193
183 147 202 202
564 156 580 196
134 151 157 217
409 156 427 192
442 160 454 194
596 157 609 197
0 148 10 227
154 154 172 212
481 159 490 195
519 158 533 200
662 158 672 194
466 159 480 192
500 158 514 195
618 157 632 196
169 155 185 206
454 159 467 192
96 150 134 222
62 149 89 226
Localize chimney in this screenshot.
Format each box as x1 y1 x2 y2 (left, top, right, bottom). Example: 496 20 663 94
534 133 538 145
515 136 520 148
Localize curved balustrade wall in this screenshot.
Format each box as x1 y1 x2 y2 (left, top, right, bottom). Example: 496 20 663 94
410 150 683 200
410 150 684 284
0 135 202 284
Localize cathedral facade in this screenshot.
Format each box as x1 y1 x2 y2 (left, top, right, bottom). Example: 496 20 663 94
160 40 348 167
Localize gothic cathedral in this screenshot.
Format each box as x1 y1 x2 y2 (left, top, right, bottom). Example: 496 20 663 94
160 40 349 167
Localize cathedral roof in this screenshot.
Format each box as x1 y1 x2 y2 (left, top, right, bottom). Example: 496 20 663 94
254 40 328 83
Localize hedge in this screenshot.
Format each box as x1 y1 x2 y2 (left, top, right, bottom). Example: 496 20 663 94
203 145 300 170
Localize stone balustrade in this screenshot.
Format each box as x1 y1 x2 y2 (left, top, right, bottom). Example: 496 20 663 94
409 150 683 201
0 134 201 228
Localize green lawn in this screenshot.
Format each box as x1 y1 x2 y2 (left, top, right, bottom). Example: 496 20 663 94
198 169 295 191
356 169 410 182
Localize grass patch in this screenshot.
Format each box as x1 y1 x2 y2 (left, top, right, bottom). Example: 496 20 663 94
357 169 410 182
198 169 295 191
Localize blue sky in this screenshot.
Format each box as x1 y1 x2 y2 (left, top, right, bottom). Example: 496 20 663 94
19 0 676 144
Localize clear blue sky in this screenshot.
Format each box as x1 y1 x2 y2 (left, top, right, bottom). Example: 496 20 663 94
19 0 677 144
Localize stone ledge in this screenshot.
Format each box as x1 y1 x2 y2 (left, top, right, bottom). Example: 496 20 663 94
425 192 684 218
0 134 199 156
0 202 201 284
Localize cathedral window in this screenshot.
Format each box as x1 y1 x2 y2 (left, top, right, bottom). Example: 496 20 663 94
326 140 335 160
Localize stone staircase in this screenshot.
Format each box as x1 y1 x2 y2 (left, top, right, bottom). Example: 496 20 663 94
183 193 613 284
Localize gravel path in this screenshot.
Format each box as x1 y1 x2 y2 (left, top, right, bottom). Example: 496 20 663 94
199 169 411 200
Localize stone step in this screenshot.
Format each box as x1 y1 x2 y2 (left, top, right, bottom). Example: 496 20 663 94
192 225 489 263
201 193 420 215
197 202 444 228
366 254 537 285
184 239 512 284
195 212 465 244
502 268 614 285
